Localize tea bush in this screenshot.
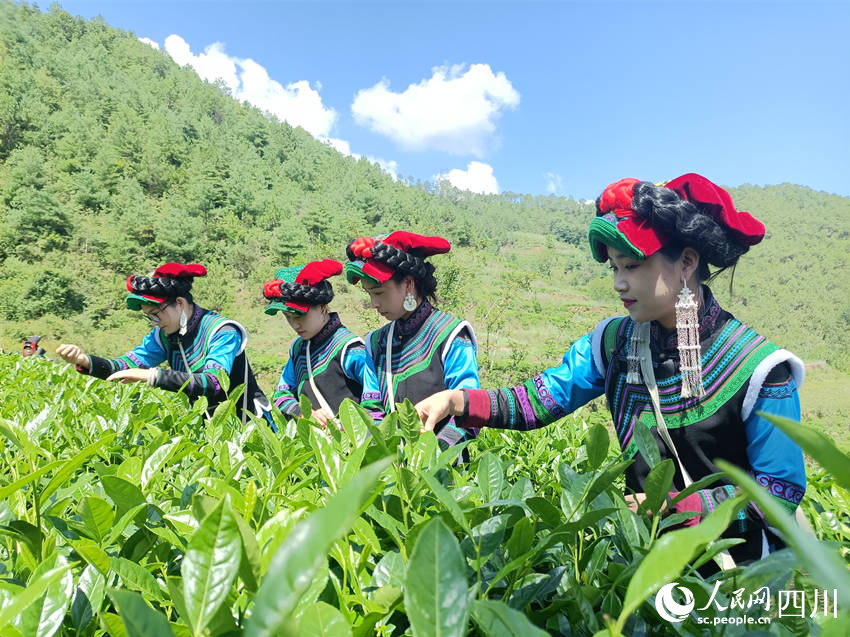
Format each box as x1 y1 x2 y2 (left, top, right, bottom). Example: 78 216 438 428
1 355 848 636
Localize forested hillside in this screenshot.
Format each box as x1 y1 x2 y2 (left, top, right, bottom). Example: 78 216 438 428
2 2 849 404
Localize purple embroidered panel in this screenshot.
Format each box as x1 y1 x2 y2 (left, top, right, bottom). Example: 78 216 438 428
752 471 804 505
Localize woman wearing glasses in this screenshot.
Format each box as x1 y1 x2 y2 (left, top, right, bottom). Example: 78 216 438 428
56 262 272 424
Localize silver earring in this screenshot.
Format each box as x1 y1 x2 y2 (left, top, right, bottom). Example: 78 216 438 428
675 278 704 398
179 311 188 336
403 292 417 312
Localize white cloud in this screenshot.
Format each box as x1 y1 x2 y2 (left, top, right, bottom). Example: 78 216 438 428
138 37 159 50
164 36 239 92
545 172 563 195
161 35 336 138
320 138 399 181
351 63 520 156
436 161 499 195
369 157 400 181
322 137 352 156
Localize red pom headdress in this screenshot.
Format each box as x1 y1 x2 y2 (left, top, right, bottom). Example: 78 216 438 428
587 174 765 262
344 231 450 285
125 262 207 310
263 259 343 315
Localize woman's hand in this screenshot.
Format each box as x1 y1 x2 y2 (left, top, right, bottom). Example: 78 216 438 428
415 390 464 433
624 492 647 514
625 492 671 516
56 344 91 370
312 408 337 429
105 368 149 384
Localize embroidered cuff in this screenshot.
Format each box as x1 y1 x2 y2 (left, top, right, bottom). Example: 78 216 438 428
671 491 704 527
464 389 491 427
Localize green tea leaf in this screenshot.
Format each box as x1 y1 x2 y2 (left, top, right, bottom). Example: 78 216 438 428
718 459 850 608
470 599 550 637
101 476 146 523
110 557 163 601
70 564 105 631
584 458 634 504
505 517 535 561
420 470 470 534
338 398 371 448
39 432 117 506
758 411 850 492
477 452 504 504
100 612 130 637
371 551 406 589
404 517 470 637
585 423 609 470
78 496 114 544
310 426 341 492
70 540 110 575
341 435 373 486
633 422 661 468
245 458 390 637
141 436 183 491
642 458 675 515
108 588 176 637
0 566 69 631
182 495 241 637
234 508 262 594
296 601 352 637
617 496 744 631
19 554 74 637
0 459 62 501
398 399 421 446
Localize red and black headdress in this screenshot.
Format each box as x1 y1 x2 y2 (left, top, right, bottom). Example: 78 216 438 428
587 173 766 263
263 259 343 315
344 231 450 285
125 262 207 310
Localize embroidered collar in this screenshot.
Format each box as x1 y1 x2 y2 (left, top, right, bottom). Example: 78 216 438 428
309 312 342 349
167 304 206 345
186 304 205 334
395 301 434 340
651 286 722 352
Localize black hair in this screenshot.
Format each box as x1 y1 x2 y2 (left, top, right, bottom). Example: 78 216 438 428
390 262 439 303
630 181 750 284
129 275 195 304
276 280 334 306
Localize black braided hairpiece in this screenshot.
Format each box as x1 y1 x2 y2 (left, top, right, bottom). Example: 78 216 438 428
129 275 194 301
279 280 334 306
370 241 428 279
631 181 750 269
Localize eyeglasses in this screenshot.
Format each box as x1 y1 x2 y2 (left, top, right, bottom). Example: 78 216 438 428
142 302 172 323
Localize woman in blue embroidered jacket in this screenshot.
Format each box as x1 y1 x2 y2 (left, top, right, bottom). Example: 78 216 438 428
263 259 369 427
345 231 481 448
56 262 271 423
415 174 806 565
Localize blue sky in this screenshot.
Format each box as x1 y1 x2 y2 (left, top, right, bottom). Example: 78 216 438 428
56 1 850 199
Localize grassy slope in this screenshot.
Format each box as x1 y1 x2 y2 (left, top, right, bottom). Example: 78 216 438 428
1 5 847 452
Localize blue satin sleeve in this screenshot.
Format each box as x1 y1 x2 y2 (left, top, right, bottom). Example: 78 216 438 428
343 343 370 386
745 376 806 513
463 332 605 431
156 327 242 397
359 354 385 421
443 332 480 390
85 329 168 379
273 341 301 417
